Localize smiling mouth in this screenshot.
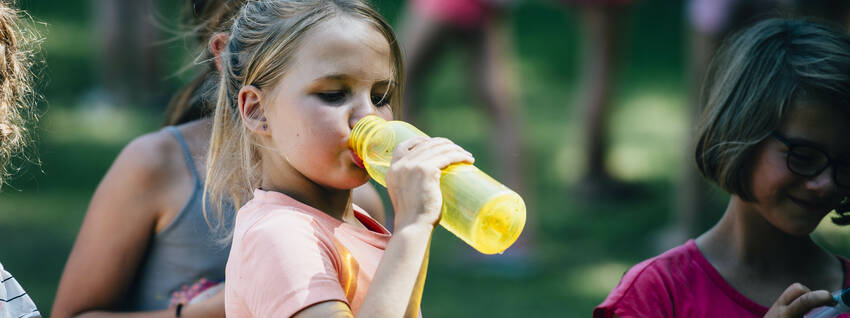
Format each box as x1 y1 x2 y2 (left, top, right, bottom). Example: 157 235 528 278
788 195 829 213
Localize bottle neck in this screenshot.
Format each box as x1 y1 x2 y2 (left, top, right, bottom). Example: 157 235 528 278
349 115 386 155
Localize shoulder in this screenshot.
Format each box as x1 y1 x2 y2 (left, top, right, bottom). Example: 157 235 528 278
226 204 347 316
172 119 212 160
82 128 192 228
237 201 326 234
0 262 40 318
616 245 693 298
232 203 338 261
111 128 185 186
87 128 187 213
594 242 697 318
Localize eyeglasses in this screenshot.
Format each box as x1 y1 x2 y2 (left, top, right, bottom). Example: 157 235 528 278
772 132 850 189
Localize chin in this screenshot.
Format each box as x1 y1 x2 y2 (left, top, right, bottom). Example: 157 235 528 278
781 221 822 237
341 172 371 189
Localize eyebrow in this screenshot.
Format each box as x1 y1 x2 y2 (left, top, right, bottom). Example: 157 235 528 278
782 134 824 148
312 73 394 87
782 133 850 159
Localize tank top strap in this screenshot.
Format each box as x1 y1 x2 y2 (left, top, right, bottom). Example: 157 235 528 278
165 126 201 186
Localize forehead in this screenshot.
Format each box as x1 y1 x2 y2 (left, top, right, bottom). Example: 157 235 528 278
780 101 850 154
289 16 393 82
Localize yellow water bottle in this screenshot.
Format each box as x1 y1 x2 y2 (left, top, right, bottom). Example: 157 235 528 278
349 115 526 255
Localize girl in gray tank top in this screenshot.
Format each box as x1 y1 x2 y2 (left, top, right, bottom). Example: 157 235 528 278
119 126 232 310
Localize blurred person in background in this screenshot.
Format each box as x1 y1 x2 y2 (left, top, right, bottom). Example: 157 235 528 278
398 0 527 194
51 1 385 317
596 19 850 318
398 0 541 273
561 0 636 198
90 0 163 109
0 1 42 317
399 0 638 198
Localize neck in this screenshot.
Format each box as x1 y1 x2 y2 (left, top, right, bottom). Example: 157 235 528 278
697 197 829 272
260 154 353 221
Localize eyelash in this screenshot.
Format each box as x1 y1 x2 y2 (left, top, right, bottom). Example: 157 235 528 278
315 90 392 107
372 93 391 107
316 91 347 104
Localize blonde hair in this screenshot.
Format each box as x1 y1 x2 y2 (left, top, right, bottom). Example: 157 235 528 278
0 1 39 189
203 0 403 234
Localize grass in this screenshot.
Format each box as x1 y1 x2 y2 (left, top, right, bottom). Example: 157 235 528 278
4 1 850 317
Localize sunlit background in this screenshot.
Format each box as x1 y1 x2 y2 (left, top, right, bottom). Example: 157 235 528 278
2 0 849 317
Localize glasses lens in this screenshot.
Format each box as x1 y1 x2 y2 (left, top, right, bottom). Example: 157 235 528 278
787 146 829 176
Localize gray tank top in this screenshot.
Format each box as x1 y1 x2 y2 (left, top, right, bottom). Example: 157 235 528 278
120 127 232 310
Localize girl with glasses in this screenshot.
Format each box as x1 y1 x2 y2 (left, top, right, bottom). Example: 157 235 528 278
595 18 850 318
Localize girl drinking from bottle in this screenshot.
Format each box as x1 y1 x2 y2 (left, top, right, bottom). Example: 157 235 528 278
595 18 850 318
53 1 387 317
206 0 473 316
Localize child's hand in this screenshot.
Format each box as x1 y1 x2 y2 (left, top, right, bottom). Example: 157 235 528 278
386 137 473 229
764 283 834 318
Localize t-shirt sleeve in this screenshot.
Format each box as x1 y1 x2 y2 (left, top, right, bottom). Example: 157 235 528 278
593 260 675 318
230 212 348 317
0 262 41 318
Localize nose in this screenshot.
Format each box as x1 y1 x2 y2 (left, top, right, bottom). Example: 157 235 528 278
805 166 839 198
348 93 376 129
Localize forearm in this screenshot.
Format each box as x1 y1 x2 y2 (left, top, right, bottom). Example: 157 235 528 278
65 296 224 318
357 223 434 318
70 305 222 318
71 310 173 318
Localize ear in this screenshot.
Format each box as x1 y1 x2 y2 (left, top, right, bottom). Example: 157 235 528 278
237 85 270 136
209 32 229 72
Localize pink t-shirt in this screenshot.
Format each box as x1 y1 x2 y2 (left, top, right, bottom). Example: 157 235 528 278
594 240 850 318
225 189 391 317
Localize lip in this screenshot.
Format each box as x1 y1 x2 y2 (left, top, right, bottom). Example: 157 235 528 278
350 149 365 169
788 195 830 213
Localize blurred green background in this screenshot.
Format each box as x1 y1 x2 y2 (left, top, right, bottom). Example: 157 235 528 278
3 0 850 317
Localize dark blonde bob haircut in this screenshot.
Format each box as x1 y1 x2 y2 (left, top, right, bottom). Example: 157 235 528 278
696 19 850 221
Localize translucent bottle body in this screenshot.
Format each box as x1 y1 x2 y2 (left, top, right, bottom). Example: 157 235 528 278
350 115 526 254
804 288 850 318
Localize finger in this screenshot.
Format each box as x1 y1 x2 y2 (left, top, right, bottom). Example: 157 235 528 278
403 139 469 160
774 283 811 307
421 151 475 172
393 136 428 162
401 142 474 168
401 138 471 159
785 290 833 317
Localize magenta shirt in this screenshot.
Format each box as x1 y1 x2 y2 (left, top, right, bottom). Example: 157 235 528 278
594 240 850 318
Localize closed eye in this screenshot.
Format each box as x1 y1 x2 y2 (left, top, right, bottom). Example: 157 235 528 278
316 91 347 104
371 94 391 107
